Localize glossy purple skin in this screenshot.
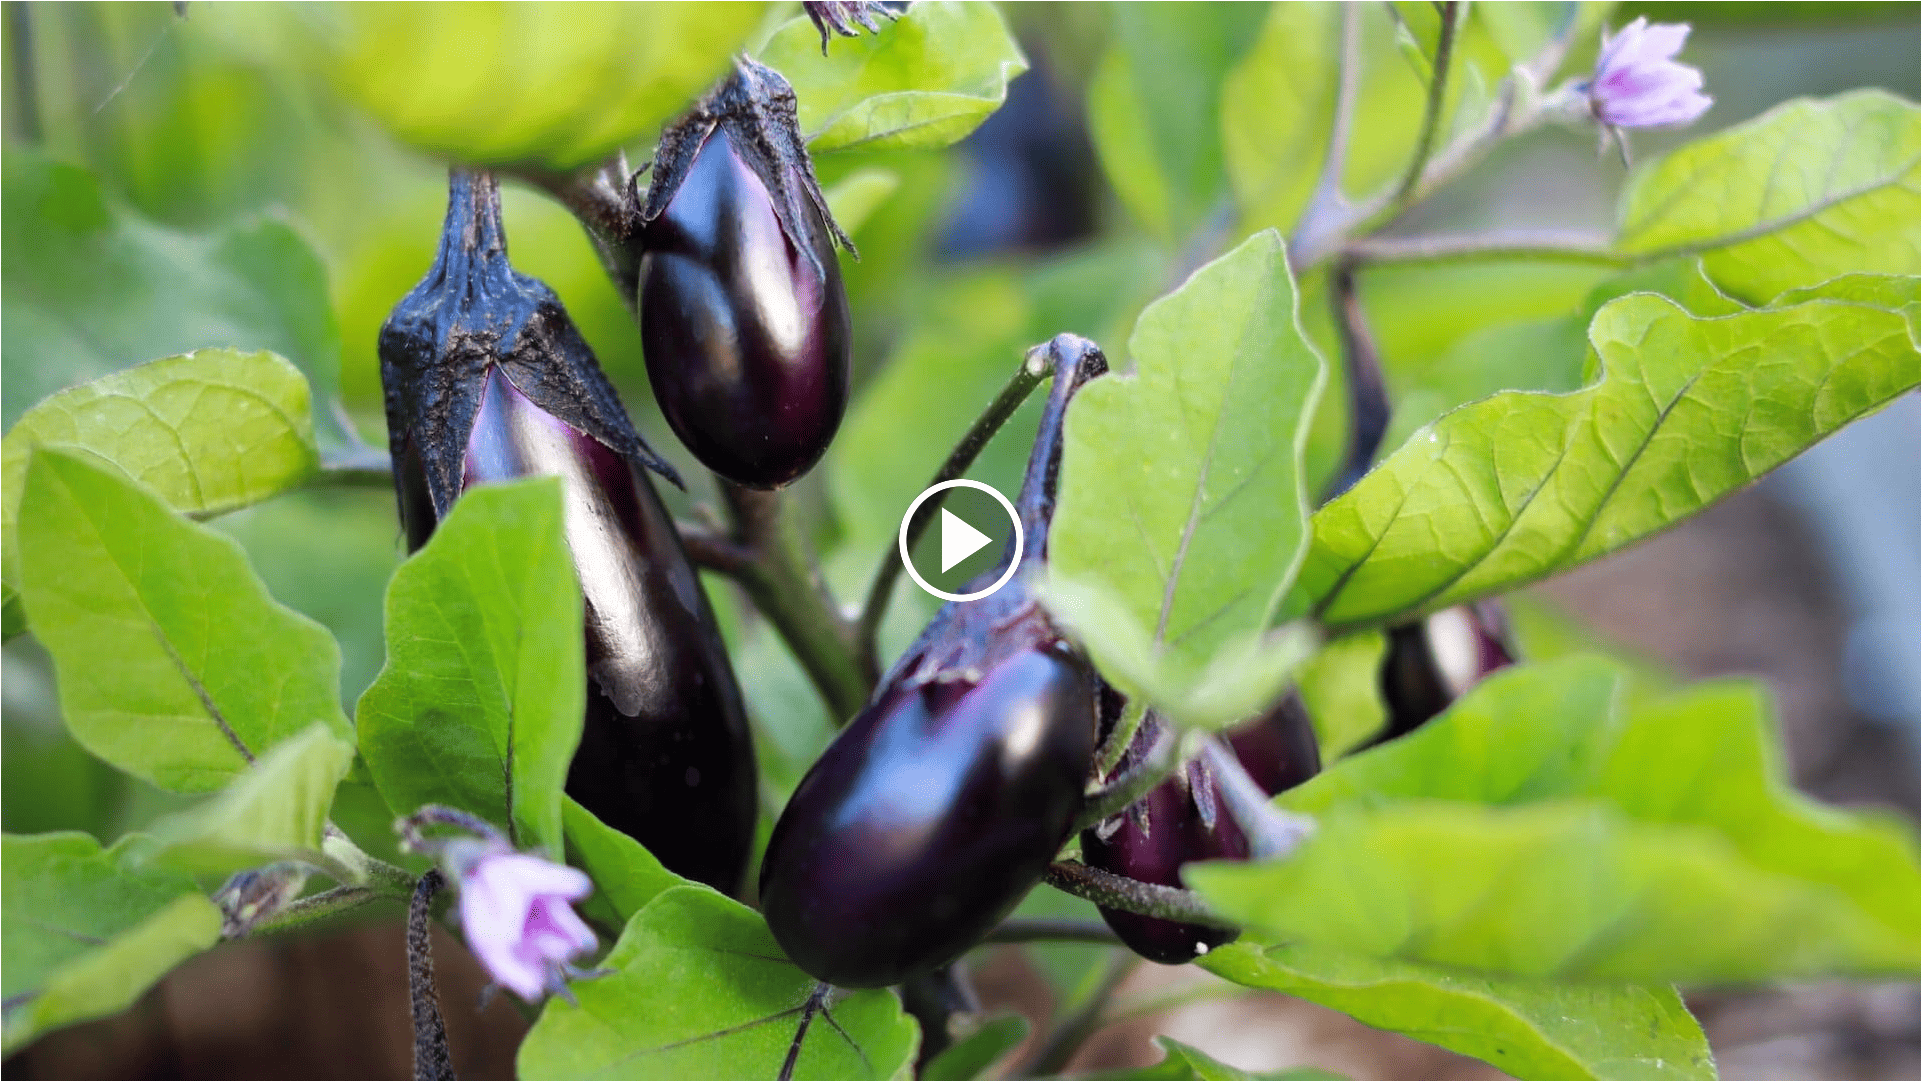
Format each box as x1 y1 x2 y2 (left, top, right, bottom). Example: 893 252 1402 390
1083 697 1321 965
758 648 1098 988
638 127 851 489
1378 602 1516 745
398 368 757 895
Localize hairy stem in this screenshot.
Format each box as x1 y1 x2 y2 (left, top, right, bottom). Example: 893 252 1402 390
984 919 1121 946
243 885 385 937
1388 1 1462 212
1091 697 1149 782
721 482 871 722
1021 949 1139 1076
855 353 1048 672
1043 862 1237 932
1077 723 1178 832
408 870 457 1081
1200 738 1316 860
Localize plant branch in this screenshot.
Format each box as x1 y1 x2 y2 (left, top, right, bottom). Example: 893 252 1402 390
242 884 387 937
1091 697 1149 782
720 482 871 721
1344 228 1623 266
1076 723 1178 832
983 919 1121 946
1323 253 1389 502
1021 949 1139 1077
854 352 1049 671
1043 862 1237 932
1289 2 1366 259
408 870 457 1081
1388 1 1462 212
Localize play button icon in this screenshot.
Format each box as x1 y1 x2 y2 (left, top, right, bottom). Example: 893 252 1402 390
900 479 1024 603
939 509 992 573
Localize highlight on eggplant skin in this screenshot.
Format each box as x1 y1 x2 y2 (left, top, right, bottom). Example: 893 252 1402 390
380 170 757 896
1375 600 1517 747
757 333 1110 989
634 58 853 490
1081 692 1322 965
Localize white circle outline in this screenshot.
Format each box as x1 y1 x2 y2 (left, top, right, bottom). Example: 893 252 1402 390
898 479 1024 603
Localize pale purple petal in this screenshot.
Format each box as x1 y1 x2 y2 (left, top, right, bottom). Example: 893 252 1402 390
468 853 593 901
468 921 550 1000
1587 19 1710 130
455 849 599 1002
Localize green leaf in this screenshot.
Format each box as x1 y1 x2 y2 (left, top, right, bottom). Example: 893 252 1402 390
921 1015 1029 1081
762 1 1026 154
1295 630 1387 760
142 723 356 878
1088 4 1267 240
1047 231 1326 727
518 887 919 1081
314 3 766 169
1617 90 1921 304
823 169 901 237
1076 1036 1349 1081
1201 942 1711 1081
1298 278 1921 632
2 349 321 613
1 150 349 449
15 449 350 793
355 479 583 861
2 833 221 1053
1188 659 1921 982
562 796 685 933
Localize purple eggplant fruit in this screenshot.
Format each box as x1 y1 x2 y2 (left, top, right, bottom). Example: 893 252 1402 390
629 57 853 489
758 335 1109 988
381 170 757 895
1081 693 1321 965
1374 601 1517 747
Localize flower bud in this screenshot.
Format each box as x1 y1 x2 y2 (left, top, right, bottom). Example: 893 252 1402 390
1585 18 1711 130
380 172 757 894
633 57 854 489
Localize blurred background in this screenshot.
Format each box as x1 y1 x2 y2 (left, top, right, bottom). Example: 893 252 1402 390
4 2 1920 1078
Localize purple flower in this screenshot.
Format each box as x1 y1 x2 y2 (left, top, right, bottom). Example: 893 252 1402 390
1588 18 1712 129
453 844 599 1002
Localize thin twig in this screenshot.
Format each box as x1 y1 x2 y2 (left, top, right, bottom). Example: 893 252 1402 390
1343 228 1623 266
1091 698 1149 782
854 353 1048 673
983 919 1122 946
1076 724 1178 832
1021 950 1139 1076
721 482 871 721
1289 2 1367 258
1389 1 1462 211
676 521 757 575
408 870 457 1081
1043 862 1237 932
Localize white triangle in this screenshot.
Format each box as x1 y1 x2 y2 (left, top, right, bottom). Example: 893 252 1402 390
939 508 993 573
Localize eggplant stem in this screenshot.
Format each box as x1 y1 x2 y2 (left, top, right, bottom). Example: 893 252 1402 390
1042 861 1237 932
1091 697 1150 782
853 354 1047 675
408 870 458 1081
1075 723 1178 832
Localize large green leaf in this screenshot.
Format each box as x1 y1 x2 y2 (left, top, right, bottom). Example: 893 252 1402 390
1617 90 1921 304
0 151 348 448
1088 4 1267 240
355 479 583 861
2 833 221 1053
562 796 684 933
1298 278 1921 632
1047 231 1326 728
762 0 1026 154
142 723 356 879
2 349 321 615
518 887 919 1081
1188 659 1921 982
1201 943 1710 1081
311 3 765 170
14 449 350 793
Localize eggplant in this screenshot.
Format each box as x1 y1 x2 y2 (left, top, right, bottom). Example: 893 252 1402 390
758 334 1109 988
632 58 852 489
1081 693 1321 965
1375 601 1516 746
381 170 757 895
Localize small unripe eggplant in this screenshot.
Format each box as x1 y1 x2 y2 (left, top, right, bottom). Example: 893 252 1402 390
632 58 853 489
1081 693 1321 965
1375 601 1516 746
381 171 757 895
759 335 1109 988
